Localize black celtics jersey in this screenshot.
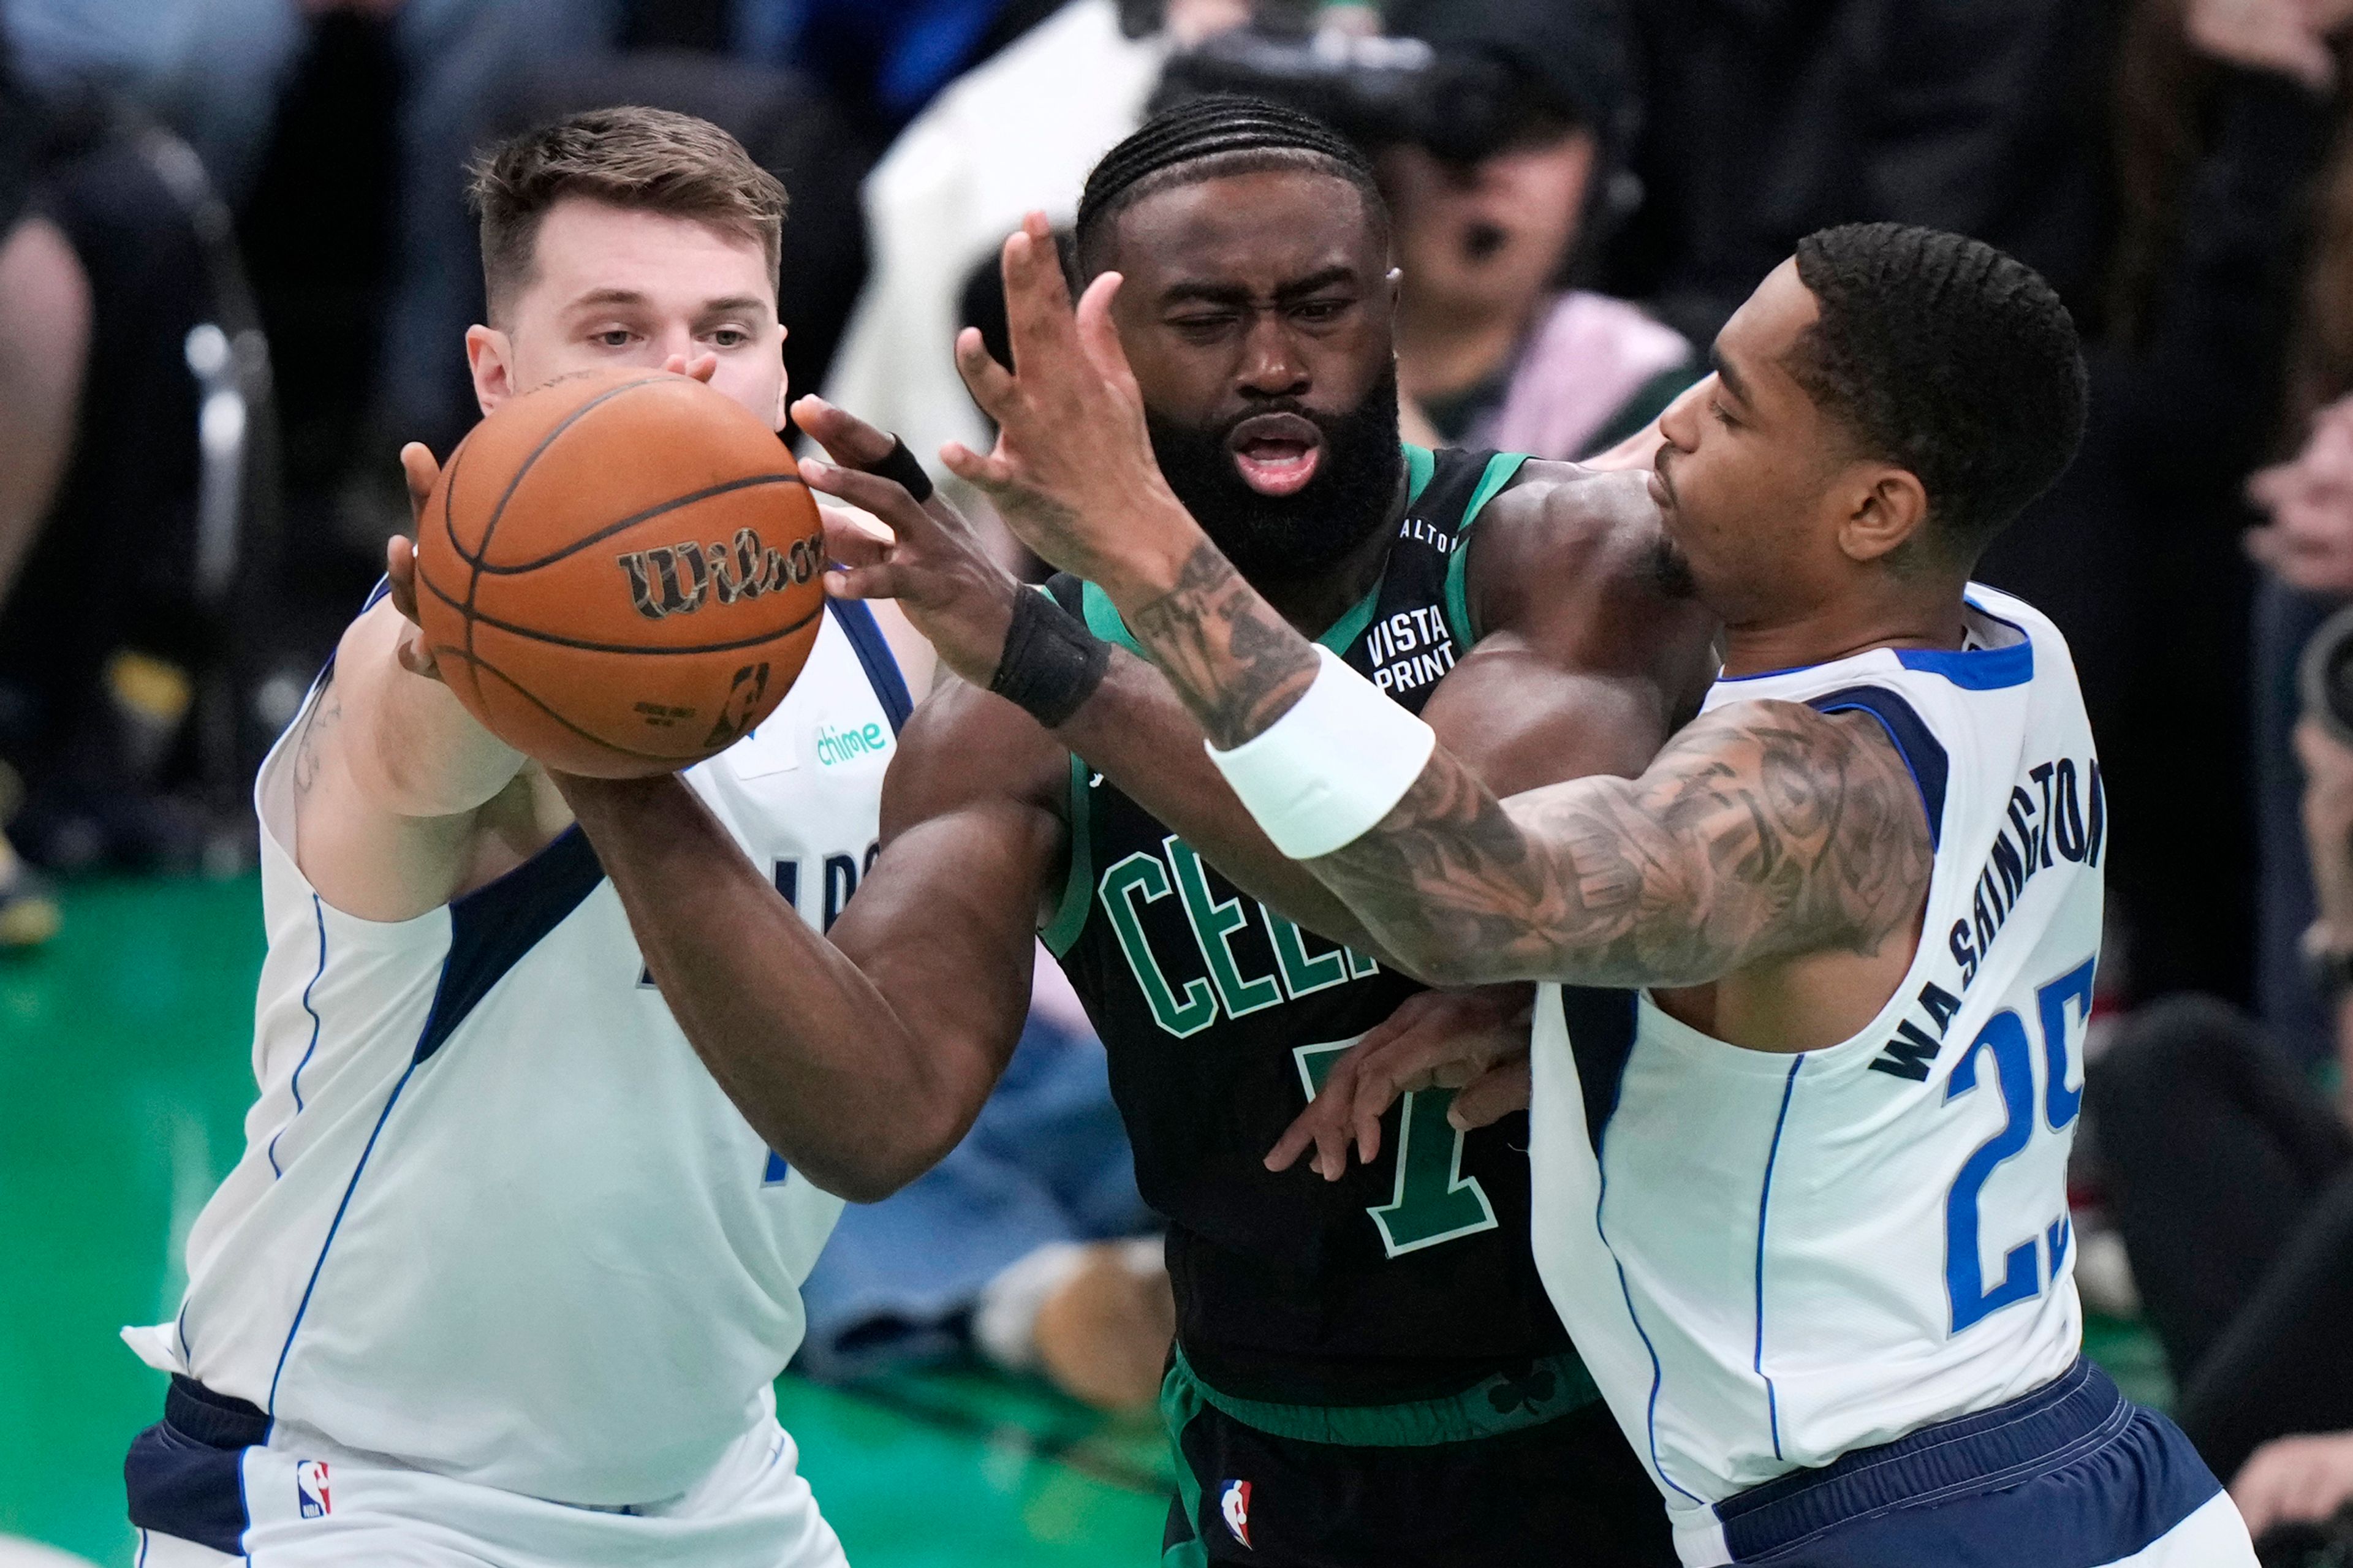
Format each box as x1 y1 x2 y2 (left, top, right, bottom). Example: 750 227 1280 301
1043 446 1574 1407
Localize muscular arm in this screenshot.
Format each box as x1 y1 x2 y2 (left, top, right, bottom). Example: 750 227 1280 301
798 397 1711 955
1102 527 1930 987
556 677 1066 1203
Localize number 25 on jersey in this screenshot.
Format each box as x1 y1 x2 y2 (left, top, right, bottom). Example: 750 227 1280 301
1942 955 2094 1335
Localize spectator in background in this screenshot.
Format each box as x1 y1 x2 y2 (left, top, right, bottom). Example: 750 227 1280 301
1978 0 2353 1011
1379 0 1696 459
0 28 80 945
2092 684 2353 1561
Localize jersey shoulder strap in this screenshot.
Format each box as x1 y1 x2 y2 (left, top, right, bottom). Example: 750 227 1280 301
1403 444 1529 646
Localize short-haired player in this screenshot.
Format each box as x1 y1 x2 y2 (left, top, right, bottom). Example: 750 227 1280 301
960 214 2262 1566
547 97 1715 1564
119 108 916 1567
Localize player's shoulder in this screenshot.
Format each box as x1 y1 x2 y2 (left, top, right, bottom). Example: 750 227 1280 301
1467 460 1713 669
1473 460 1672 600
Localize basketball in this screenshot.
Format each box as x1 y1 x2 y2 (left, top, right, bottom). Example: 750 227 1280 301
412 367 826 778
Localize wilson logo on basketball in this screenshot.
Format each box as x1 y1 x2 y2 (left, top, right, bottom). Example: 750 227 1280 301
616 526 822 621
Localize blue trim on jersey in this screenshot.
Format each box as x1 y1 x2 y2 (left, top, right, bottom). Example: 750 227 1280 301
267 1055 424 1414
267 895 330 1178
1754 1056 1805 1461
414 825 606 1065
1714 1359 2221 1566
1596 1143 1705 1507
1712 600 2034 693
1892 638 2033 691
1806 686 1949 852
826 597 913 733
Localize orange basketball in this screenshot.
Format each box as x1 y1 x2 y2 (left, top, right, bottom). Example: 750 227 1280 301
413 368 825 778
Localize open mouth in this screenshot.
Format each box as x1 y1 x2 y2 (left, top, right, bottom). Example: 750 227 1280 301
1227 412 1325 498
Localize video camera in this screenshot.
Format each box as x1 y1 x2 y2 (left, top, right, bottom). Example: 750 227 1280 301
1152 25 1570 170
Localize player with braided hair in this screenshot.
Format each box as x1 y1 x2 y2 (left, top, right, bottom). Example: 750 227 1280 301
939 194 2263 1562
545 95 1715 1562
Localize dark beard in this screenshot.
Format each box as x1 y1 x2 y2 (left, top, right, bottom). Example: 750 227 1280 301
1146 365 1404 594
1648 529 1700 600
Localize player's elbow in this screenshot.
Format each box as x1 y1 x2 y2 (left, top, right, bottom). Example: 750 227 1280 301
798 1102 970 1204
1374 928 1514 990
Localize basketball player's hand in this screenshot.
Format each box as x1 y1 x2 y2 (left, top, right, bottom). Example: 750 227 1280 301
383 441 445 683
1265 985 1535 1182
792 395 1026 686
942 211 1203 595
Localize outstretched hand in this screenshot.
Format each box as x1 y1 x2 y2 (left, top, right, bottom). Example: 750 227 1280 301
1265 985 1537 1181
943 212 1203 597
794 393 1031 689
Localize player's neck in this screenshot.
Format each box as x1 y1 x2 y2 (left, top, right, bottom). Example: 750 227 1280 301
1720 585 1971 678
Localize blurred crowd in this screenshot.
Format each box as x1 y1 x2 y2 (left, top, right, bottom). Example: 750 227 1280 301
12 0 2353 1556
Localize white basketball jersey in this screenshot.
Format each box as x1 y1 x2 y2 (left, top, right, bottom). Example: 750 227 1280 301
1527 586 2104 1566
123 599 909 1507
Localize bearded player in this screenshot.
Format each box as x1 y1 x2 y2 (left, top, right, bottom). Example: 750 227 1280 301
117 109 927 1566
956 201 2262 1567
545 97 1715 1564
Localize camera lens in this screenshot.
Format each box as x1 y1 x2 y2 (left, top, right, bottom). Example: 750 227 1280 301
2297 605 2353 744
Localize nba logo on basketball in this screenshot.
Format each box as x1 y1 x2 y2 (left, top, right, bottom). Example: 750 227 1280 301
1219 1479 1252 1548
295 1460 330 1520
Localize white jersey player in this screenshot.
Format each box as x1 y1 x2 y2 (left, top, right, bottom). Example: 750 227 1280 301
123 108 945 1567
931 221 2265 1566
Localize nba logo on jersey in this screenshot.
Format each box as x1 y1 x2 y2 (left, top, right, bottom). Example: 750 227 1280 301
295 1459 331 1519
1219 1479 1252 1548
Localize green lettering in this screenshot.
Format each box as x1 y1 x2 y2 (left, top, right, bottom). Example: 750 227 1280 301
1294 1039 1498 1258
1262 906 1349 999
1099 851 1218 1038
1345 947 1382 980
1167 837 1282 1019
863 722 884 748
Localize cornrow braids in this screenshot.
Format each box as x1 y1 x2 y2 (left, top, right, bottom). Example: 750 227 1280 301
1074 93 1389 274
1787 223 2088 564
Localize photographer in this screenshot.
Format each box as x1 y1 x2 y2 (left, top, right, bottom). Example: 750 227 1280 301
2093 600 2353 1556
1162 0 1696 460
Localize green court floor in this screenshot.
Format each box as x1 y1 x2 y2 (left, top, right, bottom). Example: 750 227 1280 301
0 875 2172 1566
0 874 1166 1566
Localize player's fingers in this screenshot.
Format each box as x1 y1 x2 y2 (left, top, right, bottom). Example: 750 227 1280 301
384 535 421 624
399 441 439 533
824 561 907 604
953 327 1020 423
1001 219 1079 371
940 437 1017 494
799 458 945 547
1073 271 1139 398
791 394 899 469
1447 1058 1533 1132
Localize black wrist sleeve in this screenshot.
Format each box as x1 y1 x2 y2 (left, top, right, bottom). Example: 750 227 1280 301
990 589 1112 730
868 434 934 502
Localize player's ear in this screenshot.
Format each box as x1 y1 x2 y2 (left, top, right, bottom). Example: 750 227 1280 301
467 325 517 414
774 330 790 433
1838 466 1930 567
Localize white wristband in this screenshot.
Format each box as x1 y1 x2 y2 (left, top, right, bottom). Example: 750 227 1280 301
1207 645 1436 860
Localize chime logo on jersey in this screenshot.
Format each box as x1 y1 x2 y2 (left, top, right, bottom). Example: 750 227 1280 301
295 1459 331 1519
1219 1479 1252 1548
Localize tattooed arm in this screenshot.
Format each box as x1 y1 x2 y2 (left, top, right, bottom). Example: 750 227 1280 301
939 214 1928 991
1102 538 1928 986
